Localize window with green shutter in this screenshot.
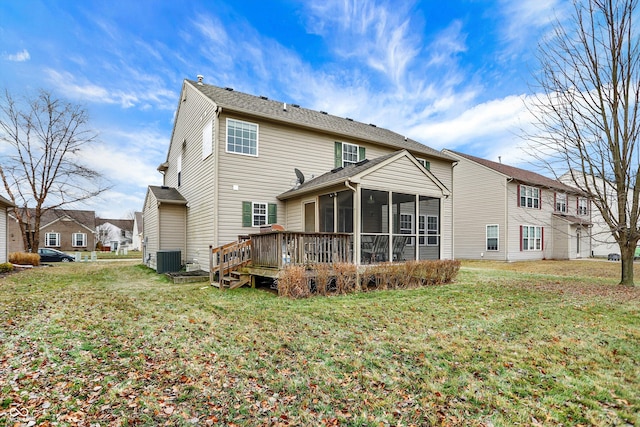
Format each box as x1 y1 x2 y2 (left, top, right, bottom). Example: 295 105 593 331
242 201 277 227
335 142 365 167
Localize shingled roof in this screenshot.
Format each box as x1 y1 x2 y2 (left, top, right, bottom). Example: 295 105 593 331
148 185 187 205
448 150 580 194
186 79 455 162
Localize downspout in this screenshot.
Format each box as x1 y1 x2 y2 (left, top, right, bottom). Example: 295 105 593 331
451 161 458 260
505 177 513 261
213 106 221 248
345 179 359 265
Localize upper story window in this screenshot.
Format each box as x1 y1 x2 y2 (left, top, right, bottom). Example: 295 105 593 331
335 142 365 167
242 201 277 227
227 119 258 156
177 154 182 187
555 193 567 213
416 158 431 170
72 232 86 247
519 185 540 209
46 232 60 247
578 198 589 215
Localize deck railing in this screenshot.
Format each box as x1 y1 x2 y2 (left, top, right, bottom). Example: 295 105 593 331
209 239 252 283
250 231 352 268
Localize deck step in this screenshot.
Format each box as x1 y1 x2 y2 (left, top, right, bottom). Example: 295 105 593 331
220 272 251 290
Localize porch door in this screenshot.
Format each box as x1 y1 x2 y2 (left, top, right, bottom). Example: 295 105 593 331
304 202 316 232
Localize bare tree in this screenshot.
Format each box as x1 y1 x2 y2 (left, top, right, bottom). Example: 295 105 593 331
529 0 640 285
0 89 111 252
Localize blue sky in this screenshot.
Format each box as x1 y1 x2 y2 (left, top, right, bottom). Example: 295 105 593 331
0 0 567 218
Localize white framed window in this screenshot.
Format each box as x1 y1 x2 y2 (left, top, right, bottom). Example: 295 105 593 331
520 185 540 209
253 202 267 227
72 232 87 247
426 215 439 246
227 119 258 156
399 213 414 246
177 154 182 187
45 232 60 247
202 119 213 159
416 158 431 170
486 225 499 251
578 198 589 215
342 143 359 166
556 193 567 213
522 225 542 251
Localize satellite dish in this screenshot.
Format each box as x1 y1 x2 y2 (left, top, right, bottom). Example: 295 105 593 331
294 168 305 185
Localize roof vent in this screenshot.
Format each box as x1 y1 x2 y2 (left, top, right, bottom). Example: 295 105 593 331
224 87 234 91
346 117 353 121
320 111 328 115
161 185 169 190
260 96 268 100
331 166 343 173
196 75 204 85
369 123 377 127
355 159 369 167
292 104 300 108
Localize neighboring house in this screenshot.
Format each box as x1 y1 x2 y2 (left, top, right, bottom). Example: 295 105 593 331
0 195 15 263
132 211 143 251
8 208 97 253
143 77 456 271
443 150 592 260
559 171 619 257
96 218 134 252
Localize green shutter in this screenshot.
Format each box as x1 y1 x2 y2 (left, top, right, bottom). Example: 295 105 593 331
242 201 252 227
268 203 277 224
424 160 430 171
334 142 342 168
358 146 366 161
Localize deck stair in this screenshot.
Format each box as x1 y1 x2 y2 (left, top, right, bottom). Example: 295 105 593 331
210 239 252 290
221 270 252 289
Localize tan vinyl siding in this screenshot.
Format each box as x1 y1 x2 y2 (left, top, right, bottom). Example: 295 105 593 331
449 154 508 260
164 84 217 265
142 192 159 269
508 183 554 261
215 112 398 244
159 204 186 263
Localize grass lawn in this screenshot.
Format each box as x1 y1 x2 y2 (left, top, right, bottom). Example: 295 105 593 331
0 260 638 426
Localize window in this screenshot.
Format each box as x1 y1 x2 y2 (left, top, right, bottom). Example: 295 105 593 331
202 119 213 159
555 193 567 213
521 225 543 251
578 198 589 215
242 201 277 227
227 119 258 156
177 154 182 186
45 232 60 247
335 142 365 167
417 158 431 170
343 143 359 166
519 185 540 208
486 225 499 251
426 215 439 246
400 214 413 245
72 233 87 247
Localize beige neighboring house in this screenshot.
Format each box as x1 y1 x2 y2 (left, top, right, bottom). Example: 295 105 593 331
143 77 456 272
96 218 134 252
0 195 15 263
559 171 619 257
444 150 592 260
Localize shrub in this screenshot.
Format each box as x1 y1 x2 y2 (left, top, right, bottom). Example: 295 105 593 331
9 252 40 266
0 262 14 273
333 262 357 294
277 265 310 299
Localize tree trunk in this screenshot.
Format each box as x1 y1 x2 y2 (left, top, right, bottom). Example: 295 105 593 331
620 244 635 286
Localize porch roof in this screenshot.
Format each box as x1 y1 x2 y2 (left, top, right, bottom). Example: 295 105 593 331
148 185 188 205
552 213 592 226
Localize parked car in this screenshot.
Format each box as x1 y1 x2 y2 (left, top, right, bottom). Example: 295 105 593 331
607 253 621 261
38 248 75 262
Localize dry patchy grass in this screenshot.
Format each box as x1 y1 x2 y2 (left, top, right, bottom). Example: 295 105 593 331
0 261 638 426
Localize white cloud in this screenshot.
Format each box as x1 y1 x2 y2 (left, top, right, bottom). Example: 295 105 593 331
3 49 30 62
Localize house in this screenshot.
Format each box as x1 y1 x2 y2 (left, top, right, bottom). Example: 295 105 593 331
143 77 457 273
443 150 592 260
96 218 134 252
8 208 97 253
132 212 143 251
0 195 15 263
559 171 618 257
